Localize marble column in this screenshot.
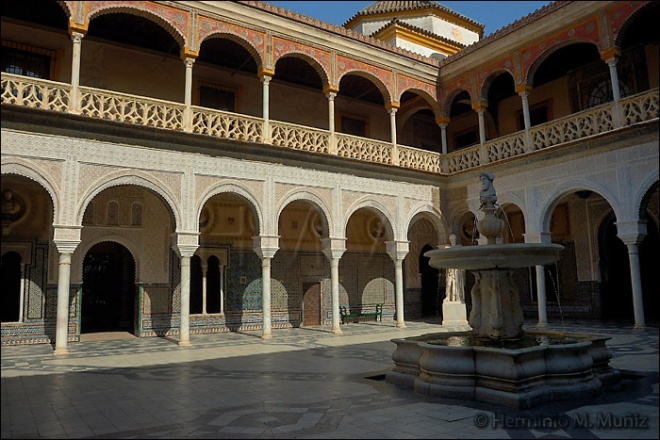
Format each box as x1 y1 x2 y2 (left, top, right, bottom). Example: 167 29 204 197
606 57 623 127
616 220 647 329
326 91 337 154
261 74 272 142
201 260 208 315
183 57 195 132
69 31 84 114
519 91 533 152
439 122 448 155
387 241 409 329
388 106 399 165
535 265 548 327
625 243 645 329
219 264 225 316
174 241 198 347
53 235 80 356
322 237 347 335
254 236 279 339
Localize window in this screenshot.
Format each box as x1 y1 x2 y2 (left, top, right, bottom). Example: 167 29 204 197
197 81 236 112
2 41 56 79
454 129 479 150
338 113 368 137
517 100 552 130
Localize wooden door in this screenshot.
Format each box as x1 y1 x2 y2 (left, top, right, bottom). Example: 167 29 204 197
302 282 321 326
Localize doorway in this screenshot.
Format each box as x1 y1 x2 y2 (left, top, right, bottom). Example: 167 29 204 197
302 282 321 326
82 241 136 333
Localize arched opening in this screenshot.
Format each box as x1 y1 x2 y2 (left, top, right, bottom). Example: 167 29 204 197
82 241 136 333
598 213 633 322
1 252 22 322
419 244 439 318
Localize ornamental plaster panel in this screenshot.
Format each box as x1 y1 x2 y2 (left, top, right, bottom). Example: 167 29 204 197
197 16 265 66
76 165 182 228
396 74 438 109
86 2 188 49
1 157 62 224
342 192 398 239
272 37 331 83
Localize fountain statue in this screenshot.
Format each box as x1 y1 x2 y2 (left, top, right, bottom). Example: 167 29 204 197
386 173 620 408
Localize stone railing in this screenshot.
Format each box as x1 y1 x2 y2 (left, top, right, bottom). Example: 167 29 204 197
622 89 659 126
192 106 263 143
79 86 185 131
398 144 441 173
336 133 393 165
1 73 658 175
529 102 615 151
270 120 329 154
1 74 70 112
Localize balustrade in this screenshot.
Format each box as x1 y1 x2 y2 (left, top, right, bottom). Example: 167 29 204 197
1 73 658 175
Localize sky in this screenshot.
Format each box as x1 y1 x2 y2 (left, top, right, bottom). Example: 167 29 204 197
265 1 552 37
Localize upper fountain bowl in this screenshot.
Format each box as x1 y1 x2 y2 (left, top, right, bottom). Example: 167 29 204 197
424 243 564 271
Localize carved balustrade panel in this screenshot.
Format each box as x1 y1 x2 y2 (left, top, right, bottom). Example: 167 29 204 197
79 87 185 130
622 89 659 125
1 74 70 112
445 146 481 173
397 145 441 173
530 104 614 151
191 107 263 143
336 134 393 165
485 132 526 162
269 121 330 154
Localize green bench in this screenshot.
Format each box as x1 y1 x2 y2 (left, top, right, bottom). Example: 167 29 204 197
340 304 383 324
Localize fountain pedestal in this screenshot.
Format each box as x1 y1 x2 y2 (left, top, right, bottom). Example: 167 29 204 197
470 269 524 339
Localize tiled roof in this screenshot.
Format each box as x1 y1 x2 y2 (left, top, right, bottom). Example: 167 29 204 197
345 1 484 32
372 18 467 50
239 1 567 68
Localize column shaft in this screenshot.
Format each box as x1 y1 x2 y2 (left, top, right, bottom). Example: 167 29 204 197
54 253 73 355
330 258 342 334
261 257 272 339
626 243 645 328
179 255 192 346
535 265 548 327
394 259 406 328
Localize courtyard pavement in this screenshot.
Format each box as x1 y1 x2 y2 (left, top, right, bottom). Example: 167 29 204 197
1 318 658 439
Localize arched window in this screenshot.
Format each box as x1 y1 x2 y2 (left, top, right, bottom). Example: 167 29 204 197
107 201 119 225
1 252 22 322
131 203 142 226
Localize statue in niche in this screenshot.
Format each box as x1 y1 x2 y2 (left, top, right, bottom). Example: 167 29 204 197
444 234 465 302
2 189 25 221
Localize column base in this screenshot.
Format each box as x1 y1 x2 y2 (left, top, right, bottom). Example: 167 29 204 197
331 327 343 335
261 333 272 340
633 324 646 330
536 322 548 328
396 322 407 329
178 340 191 347
53 347 69 356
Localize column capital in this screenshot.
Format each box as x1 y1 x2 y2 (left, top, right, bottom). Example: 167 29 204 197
323 84 339 95
436 114 450 126
321 237 347 260
616 220 647 245
472 100 488 112
259 68 275 78
386 240 409 261
53 226 82 254
385 102 400 111
253 235 279 259
173 231 199 258
600 47 621 62
68 23 88 38
180 49 198 62
515 83 532 95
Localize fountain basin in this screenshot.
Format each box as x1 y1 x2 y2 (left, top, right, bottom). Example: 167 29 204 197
386 330 620 409
424 243 565 270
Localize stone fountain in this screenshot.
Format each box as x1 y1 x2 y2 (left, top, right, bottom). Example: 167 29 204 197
386 172 620 408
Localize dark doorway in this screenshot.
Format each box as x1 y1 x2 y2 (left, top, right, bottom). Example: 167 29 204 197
639 212 659 323
419 245 440 317
302 282 321 326
82 242 136 333
598 214 634 322
1 252 22 322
